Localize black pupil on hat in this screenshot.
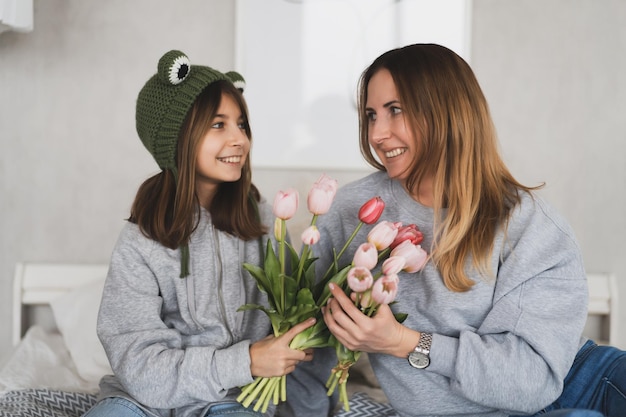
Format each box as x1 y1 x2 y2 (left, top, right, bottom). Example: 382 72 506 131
178 64 189 80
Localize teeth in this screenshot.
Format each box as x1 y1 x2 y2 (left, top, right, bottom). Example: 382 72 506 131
218 156 242 163
385 148 406 158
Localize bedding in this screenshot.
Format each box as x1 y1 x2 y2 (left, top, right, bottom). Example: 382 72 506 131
1 263 392 417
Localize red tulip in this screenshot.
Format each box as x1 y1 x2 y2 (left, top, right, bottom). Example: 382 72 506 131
358 196 385 224
390 224 424 248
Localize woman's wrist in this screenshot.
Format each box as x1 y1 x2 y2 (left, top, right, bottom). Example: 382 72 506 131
390 326 421 358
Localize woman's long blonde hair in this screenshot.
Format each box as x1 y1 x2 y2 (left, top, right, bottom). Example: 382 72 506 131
358 44 541 292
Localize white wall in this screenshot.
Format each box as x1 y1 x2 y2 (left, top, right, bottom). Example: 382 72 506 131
1 0 624 365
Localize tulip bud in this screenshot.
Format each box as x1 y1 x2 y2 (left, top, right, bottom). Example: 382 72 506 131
371 274 399 305
358 196 385 224
307 174 338 215
352 242 378 270
367 220 400 251
347 266 374 293
273 217 284 241
301 225 321 246
358 290 373 309
382 256 406 276
390 241 428 273
273 189 299 220
390 224 424 248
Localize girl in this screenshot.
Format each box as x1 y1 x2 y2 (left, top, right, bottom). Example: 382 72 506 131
84 50 314 417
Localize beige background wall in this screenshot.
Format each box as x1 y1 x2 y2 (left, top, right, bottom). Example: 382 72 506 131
1 0 624 365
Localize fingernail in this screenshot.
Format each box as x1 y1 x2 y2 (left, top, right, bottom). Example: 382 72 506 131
328 283 335 290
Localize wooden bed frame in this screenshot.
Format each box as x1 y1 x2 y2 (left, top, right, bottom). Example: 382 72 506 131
12 262 619 346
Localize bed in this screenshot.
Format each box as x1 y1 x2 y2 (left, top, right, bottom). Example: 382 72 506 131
2 262 616 417
0 262 395 417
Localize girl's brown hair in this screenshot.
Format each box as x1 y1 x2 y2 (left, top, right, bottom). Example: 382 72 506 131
130 80 265 249
358 44 542 292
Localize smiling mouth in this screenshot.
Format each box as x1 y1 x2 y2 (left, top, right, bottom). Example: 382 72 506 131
384 148 407 158
217 156 242 163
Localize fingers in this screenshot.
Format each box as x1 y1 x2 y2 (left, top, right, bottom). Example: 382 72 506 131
282 317 316 342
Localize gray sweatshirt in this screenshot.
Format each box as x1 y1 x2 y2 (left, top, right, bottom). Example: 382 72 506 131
289 172 588 417
96 203 275 417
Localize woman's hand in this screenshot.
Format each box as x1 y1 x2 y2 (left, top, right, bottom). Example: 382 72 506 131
249 318 315 378
323 283 420 358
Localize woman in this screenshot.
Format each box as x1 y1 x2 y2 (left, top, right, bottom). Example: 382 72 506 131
288 44 625 417
83 50 314 417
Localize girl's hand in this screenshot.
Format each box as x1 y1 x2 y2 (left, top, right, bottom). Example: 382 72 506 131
249 318 316 377
323 283 419 358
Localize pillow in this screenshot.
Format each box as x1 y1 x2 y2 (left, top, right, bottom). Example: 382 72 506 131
0 325 100 393
50 278 112 384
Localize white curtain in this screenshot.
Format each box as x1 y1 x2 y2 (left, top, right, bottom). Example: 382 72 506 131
0 0 33 34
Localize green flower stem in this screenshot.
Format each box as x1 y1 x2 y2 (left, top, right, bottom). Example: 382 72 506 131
242 377 269 408
321 221 364 283
237 377 260 402
279 219 286 313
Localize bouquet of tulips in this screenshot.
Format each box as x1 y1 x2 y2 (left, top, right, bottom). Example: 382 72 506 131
237 174 387 412
325 222 428 411
236 173 427 412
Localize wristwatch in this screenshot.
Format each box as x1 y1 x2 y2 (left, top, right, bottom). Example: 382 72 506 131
408 332 432 369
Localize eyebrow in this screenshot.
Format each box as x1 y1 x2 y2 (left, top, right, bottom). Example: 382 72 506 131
365 100 401 112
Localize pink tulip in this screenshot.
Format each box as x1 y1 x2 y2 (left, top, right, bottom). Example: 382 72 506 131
371 274 399 305
382 256 406 276
301 225 321 246
390 224 424 248
273 189 299 220
358 196 385 224
347 266 374 293
352 242 378 270
307 174 338 215
367 221 400 251
390 241 428 273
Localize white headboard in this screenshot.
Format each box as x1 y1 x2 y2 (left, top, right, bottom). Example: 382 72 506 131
11 263 618 347
12 262 109 346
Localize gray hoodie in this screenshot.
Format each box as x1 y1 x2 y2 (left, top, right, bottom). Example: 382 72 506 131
287 171 588 417
96 203 275 417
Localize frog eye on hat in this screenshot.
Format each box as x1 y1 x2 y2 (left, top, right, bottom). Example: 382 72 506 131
157 50 191 85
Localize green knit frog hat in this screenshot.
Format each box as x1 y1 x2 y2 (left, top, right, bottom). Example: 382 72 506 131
136 50 245 177
135 50 245 278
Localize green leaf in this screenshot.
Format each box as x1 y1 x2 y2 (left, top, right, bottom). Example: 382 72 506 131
393 312 408 323
315 264 352 305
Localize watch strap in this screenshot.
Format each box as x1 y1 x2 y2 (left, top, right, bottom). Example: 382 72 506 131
415 332 432 354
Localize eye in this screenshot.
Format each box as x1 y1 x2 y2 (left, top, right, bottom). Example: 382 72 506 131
238 121 248 130
365 111 377 122
390 106 402 115
211 122 224 129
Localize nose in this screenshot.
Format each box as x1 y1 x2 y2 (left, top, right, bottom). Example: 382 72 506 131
229 126 247 147
370 117 390 144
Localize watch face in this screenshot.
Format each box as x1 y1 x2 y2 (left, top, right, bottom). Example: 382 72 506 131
408 351 430 369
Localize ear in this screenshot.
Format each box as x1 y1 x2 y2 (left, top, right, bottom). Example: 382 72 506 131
225 71 246 92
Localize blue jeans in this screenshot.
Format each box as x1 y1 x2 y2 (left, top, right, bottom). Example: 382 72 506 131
83 397 266 417
512 340 626 417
